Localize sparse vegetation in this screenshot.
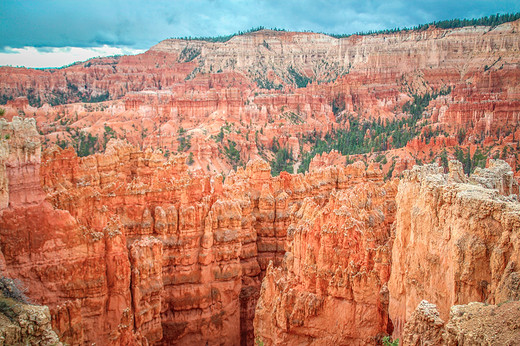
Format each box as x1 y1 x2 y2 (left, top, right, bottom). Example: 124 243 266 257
385 159 396 181
254 76 282 90
103 125 117 148
296 87 454 173
288 66 312 88
187 152 195 165
178 46 201 63
0 94 13 105
174 26 286 43
26 88 42 107
76 132 99 157
224 140 242 170
0 276 30 322
331 94 346 116
298 110 424 173
440 149 449 172
326 13 520 39
178 127 192 152
271 137 295 176
0 276 29 304
56 129 100 157
454 146 488 175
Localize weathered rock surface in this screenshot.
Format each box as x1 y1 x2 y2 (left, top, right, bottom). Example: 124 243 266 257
389 160 520 337
0 117 44 209
0 299 61 346
401 300 445 345
254 163 398 344
0 116 518 345
1 19 520 341
0 119 144 345
3 117 397 345
402 299 520 345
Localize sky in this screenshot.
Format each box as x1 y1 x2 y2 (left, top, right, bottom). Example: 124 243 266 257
1 0 519 68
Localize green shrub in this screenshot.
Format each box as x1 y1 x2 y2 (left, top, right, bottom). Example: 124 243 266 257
187 152 195 165
382 336 399 346
327 13 520 39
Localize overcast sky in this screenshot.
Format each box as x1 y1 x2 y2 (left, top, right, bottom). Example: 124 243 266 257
1 0 519 68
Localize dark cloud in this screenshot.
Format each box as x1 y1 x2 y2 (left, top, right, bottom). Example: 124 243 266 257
1 0 519 50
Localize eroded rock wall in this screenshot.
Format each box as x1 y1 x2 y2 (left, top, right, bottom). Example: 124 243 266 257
0 300 61 346
388 160 520 337
1 116 519 345
254 163 398 344
2 21 520 178
254 158 520 345
1 117 383 345
402 299 520 345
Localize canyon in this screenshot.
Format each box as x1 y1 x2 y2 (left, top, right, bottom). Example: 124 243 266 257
0 116 518 345
0 18 519 346
1 20 520 178
0 117 393 344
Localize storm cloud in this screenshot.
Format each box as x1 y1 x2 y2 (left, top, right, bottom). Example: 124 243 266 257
2 0 519 50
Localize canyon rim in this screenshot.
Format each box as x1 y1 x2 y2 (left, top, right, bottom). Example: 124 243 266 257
1 7 520 346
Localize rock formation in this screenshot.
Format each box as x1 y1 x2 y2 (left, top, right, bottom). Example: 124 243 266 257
2 117 407 345
254 163 398 344
1 20 520 179
0 118 146 345
254 158 520 344
402 299 520 345
1 115 519 344
0 18 519 346
0 300 61 345
389 160 520 337
0 275 61 346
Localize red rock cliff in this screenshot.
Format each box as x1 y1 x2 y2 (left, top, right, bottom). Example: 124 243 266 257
0 121 519 345
388 160 520 338
3 116 403 344
254 163 398 344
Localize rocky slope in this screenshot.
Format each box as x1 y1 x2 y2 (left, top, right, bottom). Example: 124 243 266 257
0 118 146 344
0 117 518 345
252 160 520 345
0 300 61 345
0 275 61 345
402 299 520 345
1 117 409 345
389 160 520 338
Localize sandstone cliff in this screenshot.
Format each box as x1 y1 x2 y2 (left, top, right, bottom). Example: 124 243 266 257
254 158 520 345
0 301 61 345
1 19 520 342
389 160 520 338
254 163 398 344
0 118 147 344
0 275 61 346
3 116 403 345
0 117 518 345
